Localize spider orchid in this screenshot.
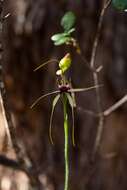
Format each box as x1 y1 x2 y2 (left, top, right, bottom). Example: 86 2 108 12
31 53 100 145
31 53 101 190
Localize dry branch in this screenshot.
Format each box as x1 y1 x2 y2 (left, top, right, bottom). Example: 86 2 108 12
89 0 112 156
103 94 127 116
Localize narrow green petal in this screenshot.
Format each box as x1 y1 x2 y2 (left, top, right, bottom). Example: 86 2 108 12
30 91 59 108
49 94 60 145
66 93 75 146
34 59 58 71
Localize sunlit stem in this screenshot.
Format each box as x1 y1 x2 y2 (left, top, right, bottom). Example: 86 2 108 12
63 94 69 190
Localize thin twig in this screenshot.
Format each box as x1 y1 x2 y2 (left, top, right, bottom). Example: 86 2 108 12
89 0 111 156
76 106 98 117
103 94 127 116
90 0 111 69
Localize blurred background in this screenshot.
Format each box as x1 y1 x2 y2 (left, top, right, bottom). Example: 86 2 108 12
1 0 127 189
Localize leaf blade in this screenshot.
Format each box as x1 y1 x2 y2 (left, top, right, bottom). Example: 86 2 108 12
67 28 76 34
54 36 70 46
61 11 76 31
51 33 68 41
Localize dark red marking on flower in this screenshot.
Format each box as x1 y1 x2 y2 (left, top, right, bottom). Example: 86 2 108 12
58 84 71 93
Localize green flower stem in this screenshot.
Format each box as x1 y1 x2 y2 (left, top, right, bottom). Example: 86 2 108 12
63 94 69 190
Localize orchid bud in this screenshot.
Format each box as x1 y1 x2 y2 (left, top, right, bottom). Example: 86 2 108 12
59 53 71 74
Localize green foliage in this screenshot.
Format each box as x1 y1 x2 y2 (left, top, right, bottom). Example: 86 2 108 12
112 0 127 10
54 36 70 46
51 33 68 41
51 11 76 46
51 33 70 45
61 11 76 31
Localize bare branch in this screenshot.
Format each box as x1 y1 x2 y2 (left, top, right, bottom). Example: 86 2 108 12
76 106 98 117
103 95 127 116
90 0 111 69
89 0 111 156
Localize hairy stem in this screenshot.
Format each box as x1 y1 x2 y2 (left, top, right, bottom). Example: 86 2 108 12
63 95 69 190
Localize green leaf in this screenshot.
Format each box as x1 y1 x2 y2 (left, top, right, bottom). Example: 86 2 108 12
51 33 68 41
54 36 70 45
112 0 127 10
49 94 60 145
61 11 76 31
67 28 75 34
